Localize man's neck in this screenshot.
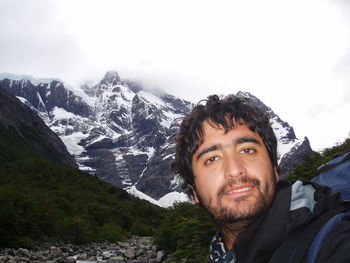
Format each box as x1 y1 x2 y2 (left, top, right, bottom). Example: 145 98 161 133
220 220 251 251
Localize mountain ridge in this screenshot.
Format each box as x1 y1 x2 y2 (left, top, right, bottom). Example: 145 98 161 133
0 71 314 204
0 88 78 168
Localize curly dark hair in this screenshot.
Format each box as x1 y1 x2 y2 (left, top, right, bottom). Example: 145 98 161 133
173 94 278 199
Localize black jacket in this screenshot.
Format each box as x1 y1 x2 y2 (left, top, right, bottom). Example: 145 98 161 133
209 180 350 263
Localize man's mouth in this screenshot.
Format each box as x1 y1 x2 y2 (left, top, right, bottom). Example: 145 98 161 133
217 178 260 198
224 184 254 195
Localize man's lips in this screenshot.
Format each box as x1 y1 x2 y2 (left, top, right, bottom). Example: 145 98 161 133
224 184 255 195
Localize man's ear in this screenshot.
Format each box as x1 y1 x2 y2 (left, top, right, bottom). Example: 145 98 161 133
192 186 200 204
274 166 280 181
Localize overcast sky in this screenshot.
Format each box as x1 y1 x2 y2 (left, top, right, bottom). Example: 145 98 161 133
1 0 350 151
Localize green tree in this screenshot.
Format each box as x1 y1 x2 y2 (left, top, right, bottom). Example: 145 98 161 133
287 135 350 181
154 202 215 262
0 159 165 248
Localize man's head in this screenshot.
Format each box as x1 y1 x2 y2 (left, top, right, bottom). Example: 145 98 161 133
174 94 279 226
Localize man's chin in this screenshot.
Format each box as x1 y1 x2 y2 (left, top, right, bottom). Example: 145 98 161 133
211 196 266 225
211 210 255 227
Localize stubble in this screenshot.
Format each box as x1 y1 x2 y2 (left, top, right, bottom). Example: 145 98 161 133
195 175 277 229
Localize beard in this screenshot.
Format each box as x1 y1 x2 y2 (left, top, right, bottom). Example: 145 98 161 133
195 174 277 228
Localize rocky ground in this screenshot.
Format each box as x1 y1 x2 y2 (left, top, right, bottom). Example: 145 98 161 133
0 236 168 263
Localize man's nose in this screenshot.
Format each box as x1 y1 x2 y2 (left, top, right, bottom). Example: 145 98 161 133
224 154 246 179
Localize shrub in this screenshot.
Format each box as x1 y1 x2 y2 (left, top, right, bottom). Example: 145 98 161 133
154 202 215 262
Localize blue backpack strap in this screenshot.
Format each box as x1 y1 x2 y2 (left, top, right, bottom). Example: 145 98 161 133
268 204 350 263
268 208 342 263
306 209 350 263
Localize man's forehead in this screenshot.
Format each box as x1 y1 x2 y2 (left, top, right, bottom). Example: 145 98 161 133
198 119 263 145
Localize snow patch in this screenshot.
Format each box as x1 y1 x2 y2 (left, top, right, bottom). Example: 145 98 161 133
278 139 302 161
77 164 96 173
64 83 96 107
119 84 135 101
16 96 38 113
127 186 161 206
138 91 166 108
61 132 89 155
127 186 190 208
146 147 155 158
158 191 190 208
162 154 174 161
271 117 301 162
52 107 79 120
271 118 289 140
160 111 183 129
169 174 182 190
87 135 108 147
16 96 28 104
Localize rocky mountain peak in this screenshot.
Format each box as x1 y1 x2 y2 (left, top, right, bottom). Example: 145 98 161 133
236 91 272 113
100 70 122 86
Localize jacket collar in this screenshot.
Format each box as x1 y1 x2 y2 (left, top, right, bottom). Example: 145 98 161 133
209 180 342 263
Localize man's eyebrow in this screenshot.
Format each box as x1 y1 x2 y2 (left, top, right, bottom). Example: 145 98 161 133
195 136 261 161
234 136 261 145
196 145 219 161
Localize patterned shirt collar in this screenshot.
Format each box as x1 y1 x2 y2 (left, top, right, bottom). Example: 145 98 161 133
209 232 236 263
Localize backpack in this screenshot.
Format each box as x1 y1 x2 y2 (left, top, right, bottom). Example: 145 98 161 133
311 152 350 200
306 152 350 262
269 152 350 263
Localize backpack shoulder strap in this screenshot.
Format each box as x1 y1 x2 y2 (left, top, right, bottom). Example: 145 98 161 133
269 204 350 263
306 207 350 263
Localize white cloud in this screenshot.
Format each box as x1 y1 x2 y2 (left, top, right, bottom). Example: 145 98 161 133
0 0 86 80
0 0 349 151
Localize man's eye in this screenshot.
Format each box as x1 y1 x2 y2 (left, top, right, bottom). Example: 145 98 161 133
241 148 256 154
205 156 219 165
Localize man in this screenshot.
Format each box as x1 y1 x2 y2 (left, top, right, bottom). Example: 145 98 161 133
173 94 350 263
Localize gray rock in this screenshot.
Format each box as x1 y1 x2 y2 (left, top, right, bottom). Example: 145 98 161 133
117 241 129 248
156 250 165 263
55 256 66 263
0 256 9 262
16 248 29 257
123 248 135 259
1 248 14 256
37 254 48 261
64 257 77 263
0 236 165 263
49 246 63 258
107 256 125 262
102 251 112 259
109 243 119 250
76 253 88 260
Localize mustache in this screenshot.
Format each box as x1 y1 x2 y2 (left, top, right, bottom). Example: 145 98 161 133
217 177 260 197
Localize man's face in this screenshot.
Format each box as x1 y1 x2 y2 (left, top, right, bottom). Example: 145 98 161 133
191 120 278 226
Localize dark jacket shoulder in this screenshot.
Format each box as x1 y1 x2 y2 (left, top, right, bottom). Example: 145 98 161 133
315 214 350 263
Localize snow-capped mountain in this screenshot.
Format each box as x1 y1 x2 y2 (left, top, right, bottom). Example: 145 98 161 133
0 71 313 206
236 91 313 178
